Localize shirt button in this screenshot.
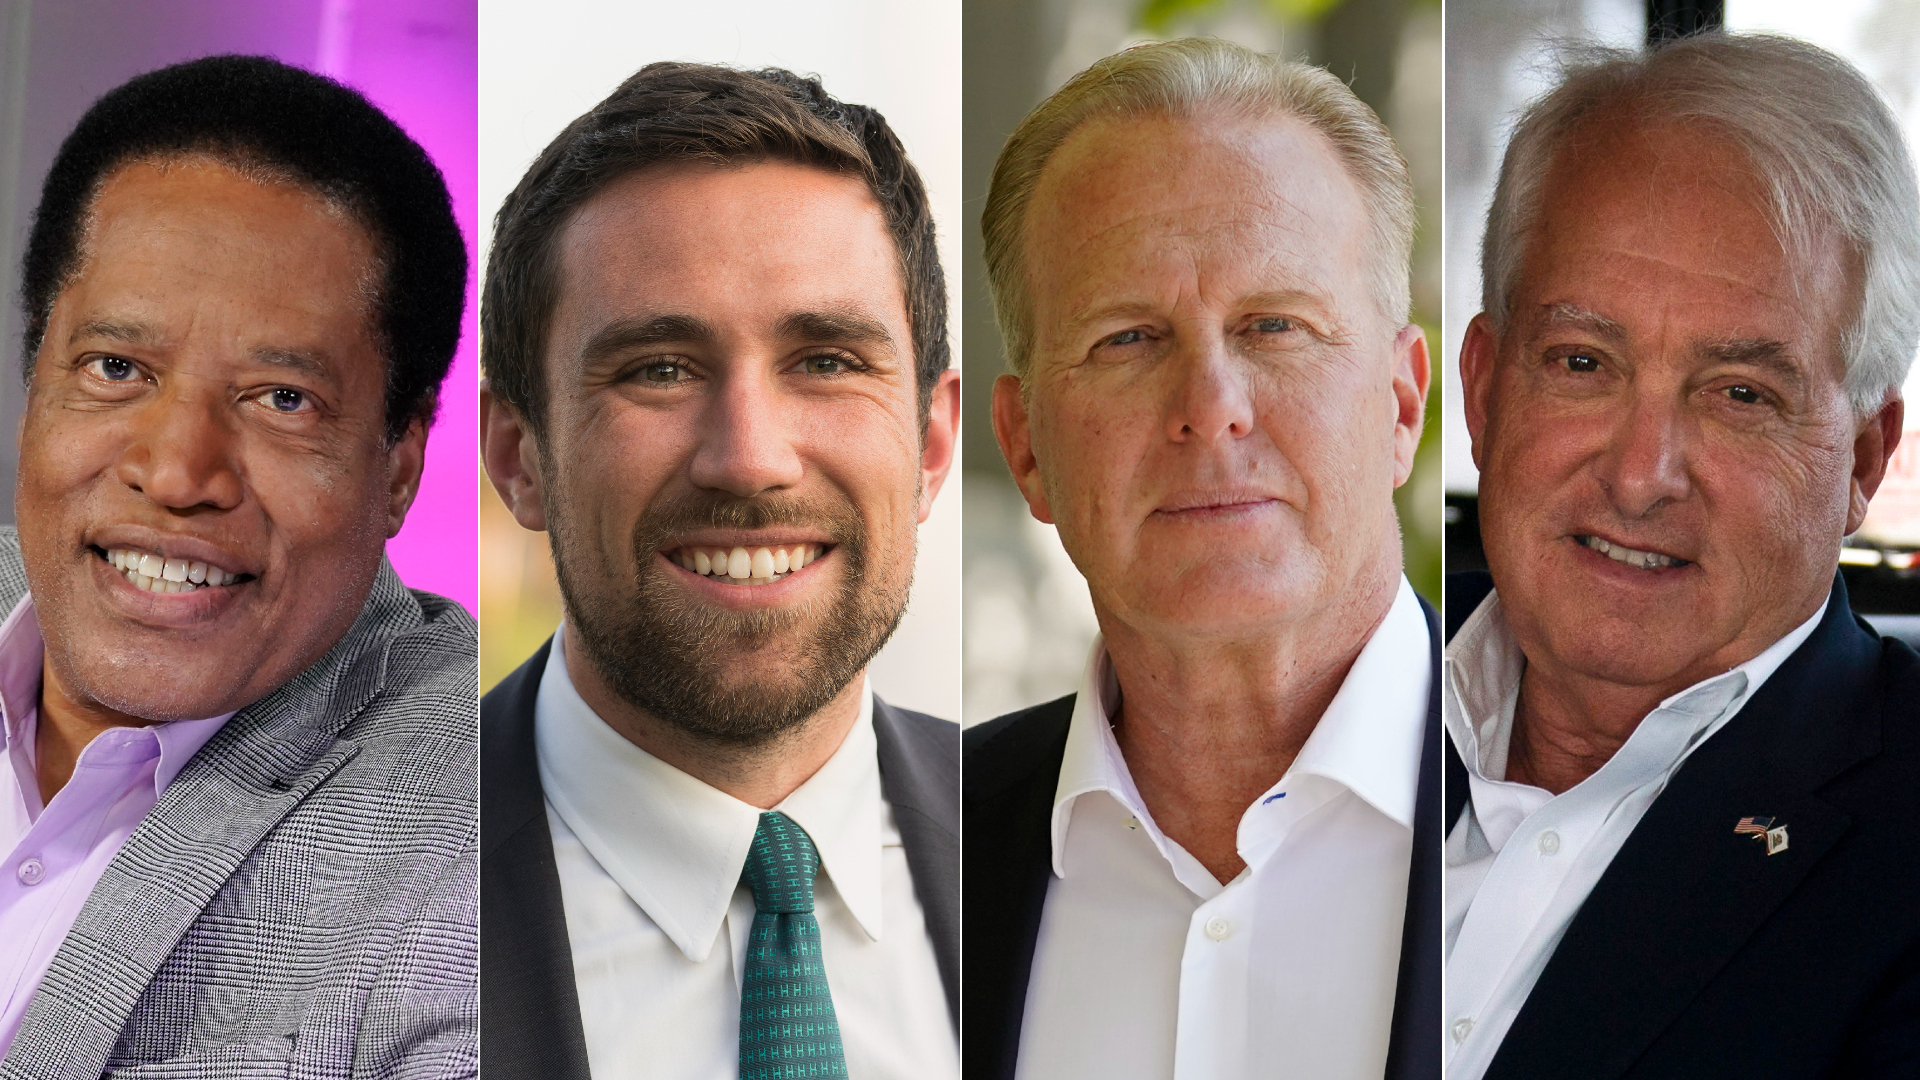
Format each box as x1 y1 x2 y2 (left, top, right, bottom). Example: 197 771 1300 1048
1537 830 1561 855
1204 916 1233 941
1452 1018 1474 1044
17 858 44 886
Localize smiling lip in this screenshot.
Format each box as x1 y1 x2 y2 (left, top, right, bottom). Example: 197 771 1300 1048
86 531 256 597
1574 532 1692 572
1153 491 1281 516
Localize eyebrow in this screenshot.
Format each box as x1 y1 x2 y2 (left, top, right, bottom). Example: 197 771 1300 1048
1537 303 1630 343
1066 290 1333 330
578 313 721 366
69 317 160 347
776 309 897 353
69 320 334 379
1697 337 1807 390
250 346 333 380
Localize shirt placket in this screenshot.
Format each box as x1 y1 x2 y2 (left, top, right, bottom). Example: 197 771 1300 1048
1446 682 1743 1075
0 729 158 1021
1171 778 1329 1080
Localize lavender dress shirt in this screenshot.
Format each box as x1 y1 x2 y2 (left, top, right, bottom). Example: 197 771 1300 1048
0 594 230 1056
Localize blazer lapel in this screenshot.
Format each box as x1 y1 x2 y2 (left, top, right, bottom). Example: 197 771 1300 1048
962 696 1075 1080
479 638 593 1080
1385 596 1444 1080
1 565 416 1080
872 697 961 1028
1486 580 1881 1080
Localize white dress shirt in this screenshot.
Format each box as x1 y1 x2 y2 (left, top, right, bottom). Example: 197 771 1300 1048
535 630 959 1080
1442 589 1825 1080
1016 577 1431 1080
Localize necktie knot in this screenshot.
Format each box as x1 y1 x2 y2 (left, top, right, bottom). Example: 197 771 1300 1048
741 811 820 914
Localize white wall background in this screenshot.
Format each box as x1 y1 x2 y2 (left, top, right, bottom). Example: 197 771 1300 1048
478 0 964 720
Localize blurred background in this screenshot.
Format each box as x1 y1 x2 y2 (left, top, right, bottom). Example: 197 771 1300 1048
477 0 964 715
962 0 1444 726
0 0 478 614
1443 0 1920 625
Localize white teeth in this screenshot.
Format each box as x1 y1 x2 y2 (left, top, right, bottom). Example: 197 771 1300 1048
105 548 238 591
672 543 824 585
1581 535 1679 570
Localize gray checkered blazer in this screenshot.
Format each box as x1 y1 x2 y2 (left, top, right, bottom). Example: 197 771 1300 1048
0 529 478 1079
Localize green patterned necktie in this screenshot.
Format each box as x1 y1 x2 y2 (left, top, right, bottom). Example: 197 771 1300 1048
738 811 849 1079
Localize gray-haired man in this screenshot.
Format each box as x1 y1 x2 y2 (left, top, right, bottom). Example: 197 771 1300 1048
966 37 1438 1080
1449 32 1920 1080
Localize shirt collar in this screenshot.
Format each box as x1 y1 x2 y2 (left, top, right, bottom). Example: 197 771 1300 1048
0 593 231 815
1050 576 1431 883
534 629 885 963
1445 586 1828 788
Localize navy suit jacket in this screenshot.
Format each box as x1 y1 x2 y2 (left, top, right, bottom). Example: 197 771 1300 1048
961 597 1444 1080
1447 571 1920 1079
479 639 960 1080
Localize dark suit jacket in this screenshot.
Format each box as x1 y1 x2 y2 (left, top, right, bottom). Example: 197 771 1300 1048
1447 571 1920 1079
963 597 1444 1080
480 638 960 1080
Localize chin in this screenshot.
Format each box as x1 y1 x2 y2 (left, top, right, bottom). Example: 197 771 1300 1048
56 650 254 723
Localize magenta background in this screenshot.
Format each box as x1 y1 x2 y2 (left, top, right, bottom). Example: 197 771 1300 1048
319 2 479 615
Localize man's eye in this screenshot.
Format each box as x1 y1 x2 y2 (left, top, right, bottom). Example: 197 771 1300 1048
1253 317 1296 333
1105 329 1146 347
1726 384 1763 405
86 356 139 382
641 362 686 383
802 355 846 375
268 388 310 413
1563 353 1600 374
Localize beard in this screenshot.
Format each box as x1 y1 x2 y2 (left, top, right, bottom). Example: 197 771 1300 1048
549 485 913 748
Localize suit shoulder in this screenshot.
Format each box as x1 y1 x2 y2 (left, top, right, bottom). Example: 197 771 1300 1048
876 700 959 763
964 694 1075 800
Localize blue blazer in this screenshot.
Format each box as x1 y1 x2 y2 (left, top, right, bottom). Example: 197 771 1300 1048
1448 571 1920 1079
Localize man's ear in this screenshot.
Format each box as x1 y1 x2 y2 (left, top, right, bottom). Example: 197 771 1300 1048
1847 392 1904 535
1390 323 1431 487
992 373 1054 524
1459 312 1501 472
917 369 961 524
480 381 549 532
384 413 429 538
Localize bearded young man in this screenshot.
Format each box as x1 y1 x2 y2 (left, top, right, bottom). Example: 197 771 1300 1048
478 63 961 1080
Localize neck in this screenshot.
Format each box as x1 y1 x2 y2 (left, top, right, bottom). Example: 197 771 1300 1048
560 624 863 809
36 656 152 801
1103 565 1400 884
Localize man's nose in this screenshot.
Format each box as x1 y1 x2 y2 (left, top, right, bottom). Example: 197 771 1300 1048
113 387 245 511
1595 392 1692 517
1163 333 1255 445
687 371 804 497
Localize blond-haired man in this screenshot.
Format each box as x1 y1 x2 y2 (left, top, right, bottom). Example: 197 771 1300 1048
965 38 1437 1080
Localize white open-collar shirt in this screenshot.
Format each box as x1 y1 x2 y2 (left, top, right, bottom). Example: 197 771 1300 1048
1442 589 1824 1080
534 630 958 1079
1016 576 1431 1080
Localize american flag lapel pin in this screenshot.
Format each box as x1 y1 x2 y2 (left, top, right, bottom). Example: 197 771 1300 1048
1735 815 1789 856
